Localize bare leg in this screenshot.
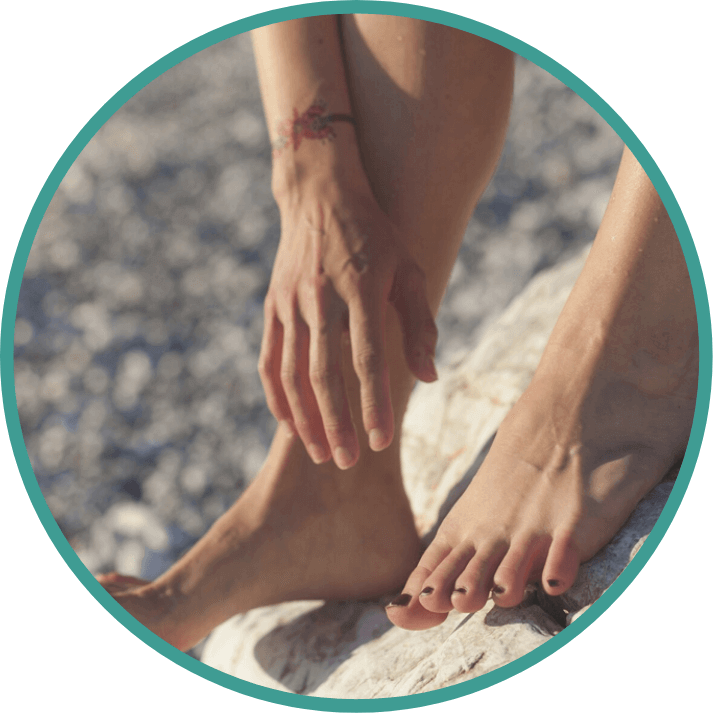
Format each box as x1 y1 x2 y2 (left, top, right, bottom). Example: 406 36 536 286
388 147 698 629
99 17 514 651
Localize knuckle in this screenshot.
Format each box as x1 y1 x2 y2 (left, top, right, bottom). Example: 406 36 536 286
280 366 301 391
308 278 339 323
307 272 330 296
257 347 274 373
353 348 382 376
264 394 282 417
323 422 355 442
257 356 269 380
342 264 377 301
263 292 277 313
275 284 298 311
309 364 341 391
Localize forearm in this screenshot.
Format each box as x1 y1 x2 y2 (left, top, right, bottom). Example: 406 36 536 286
251 17 370 200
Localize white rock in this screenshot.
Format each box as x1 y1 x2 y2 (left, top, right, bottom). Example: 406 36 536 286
202 247 679 697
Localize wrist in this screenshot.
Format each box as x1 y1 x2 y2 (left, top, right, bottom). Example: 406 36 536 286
270 103 370 204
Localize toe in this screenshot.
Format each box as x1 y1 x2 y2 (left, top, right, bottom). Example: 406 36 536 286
542 532 580 596
419 544 475 613
451 542 506 613
492 536 546 608
386 541 451 630
386 571 448 630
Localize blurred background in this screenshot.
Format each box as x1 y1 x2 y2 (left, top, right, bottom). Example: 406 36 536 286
14 30 623 595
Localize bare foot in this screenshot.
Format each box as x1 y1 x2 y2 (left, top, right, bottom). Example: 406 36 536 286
387 342 696 629
387 150 698 630
97 425 421 651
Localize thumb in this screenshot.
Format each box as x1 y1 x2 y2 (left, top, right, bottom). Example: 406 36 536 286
390 260 438 382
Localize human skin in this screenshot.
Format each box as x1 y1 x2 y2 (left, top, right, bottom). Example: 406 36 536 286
97 15 515 651
387 146 698 628
97 14 697 649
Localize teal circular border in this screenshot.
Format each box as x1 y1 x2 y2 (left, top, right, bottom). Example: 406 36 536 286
2 1 710 709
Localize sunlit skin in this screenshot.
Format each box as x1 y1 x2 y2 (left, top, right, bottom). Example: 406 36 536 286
97 16 696 651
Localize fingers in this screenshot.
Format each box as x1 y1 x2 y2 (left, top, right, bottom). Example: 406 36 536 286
390 261 438 383
258 305 293 428
262 251 427 465
309 313 360 470
348 288 394 452
261 288 360 467
280 312 331 463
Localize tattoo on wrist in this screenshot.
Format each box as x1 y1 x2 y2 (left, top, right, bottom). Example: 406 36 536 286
272 99 356 155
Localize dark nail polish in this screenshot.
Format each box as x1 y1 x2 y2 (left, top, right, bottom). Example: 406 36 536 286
387 593 412 608
547 579 561 588
454 586 468 594
492 585 505 595
419 586 434 597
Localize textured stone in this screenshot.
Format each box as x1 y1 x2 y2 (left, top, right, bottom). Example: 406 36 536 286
202 598 560 697
202 247 675 697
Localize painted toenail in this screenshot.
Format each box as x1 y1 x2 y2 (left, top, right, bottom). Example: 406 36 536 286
492 585 505 594
387 593 412 608
454 586 468 594
419 586 434 597
547 579 561 588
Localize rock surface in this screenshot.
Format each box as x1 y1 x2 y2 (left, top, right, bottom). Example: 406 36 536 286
202 247 678 697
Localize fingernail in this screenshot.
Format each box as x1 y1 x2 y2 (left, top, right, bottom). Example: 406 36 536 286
547 579 561 588
334 446 355 470
308 443 330 464
369 428 388 451
387 593 412 608
419 586 434 597
492 585 505 595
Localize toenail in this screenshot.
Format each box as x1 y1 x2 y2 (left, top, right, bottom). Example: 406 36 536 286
419 586 434 597
387 593 412 608
454 586 468 594
547 579 561 588
492 585 505 595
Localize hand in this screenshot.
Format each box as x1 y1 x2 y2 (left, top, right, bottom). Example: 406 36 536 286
259 177 438 469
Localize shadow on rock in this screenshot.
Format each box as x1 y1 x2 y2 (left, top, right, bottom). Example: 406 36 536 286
253 598 394 695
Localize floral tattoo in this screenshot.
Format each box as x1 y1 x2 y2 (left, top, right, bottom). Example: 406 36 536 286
272 100 356 155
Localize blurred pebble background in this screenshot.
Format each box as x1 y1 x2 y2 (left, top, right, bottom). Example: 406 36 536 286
14 32 622 588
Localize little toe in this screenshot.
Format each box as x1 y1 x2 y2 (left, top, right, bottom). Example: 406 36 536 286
542 533 581 596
